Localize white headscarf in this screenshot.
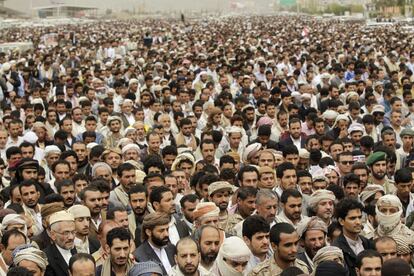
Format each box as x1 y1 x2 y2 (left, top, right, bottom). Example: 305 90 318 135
376 195 403 235
216 236 251 276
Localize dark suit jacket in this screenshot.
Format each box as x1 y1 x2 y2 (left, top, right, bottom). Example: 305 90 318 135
44 244 77 276
133 241 176 275
32 230 52 250
89 237 100 255
297 252 313 273
174 214 191 238
279 133 307 150
333 234 372 276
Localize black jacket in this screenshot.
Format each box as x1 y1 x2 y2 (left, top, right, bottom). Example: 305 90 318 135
44 244 77 276
134 241 176 275
333 233 372 276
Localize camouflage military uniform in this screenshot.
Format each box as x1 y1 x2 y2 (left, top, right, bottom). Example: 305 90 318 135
218 211 229 230
248 256 309 276
224 213 243 235
367 176 396 195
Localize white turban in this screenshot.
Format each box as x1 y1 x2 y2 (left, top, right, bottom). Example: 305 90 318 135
313 246 344 267
243 143 262 164
360 184 384 204
308 189 336 209
171 152 195 173
332 114 350 129
122 143 141 155
322 110 338 120
44 145 61 157
376 195 403 234
13 246 48 271
91 162 112 177
1 214 27 236
216 236 251 276
23 131 38 144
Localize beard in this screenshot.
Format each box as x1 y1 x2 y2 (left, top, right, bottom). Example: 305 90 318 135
152 235 169 247
201 251 218 264
372 171 386 180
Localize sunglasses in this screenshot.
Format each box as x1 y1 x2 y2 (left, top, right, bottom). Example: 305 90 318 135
340 160 355 165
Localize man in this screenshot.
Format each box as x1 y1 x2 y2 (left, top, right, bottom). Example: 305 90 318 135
343 173 362 199
208 181 233 230
275 189 306 228
194 225 221 274
92 220 120 267
333 198 372 276
351 163 369 191
374 236 397 262
19 180 42 236
150 186 189 245
69 253 96 276
366 151 396 194
355 250 382 276
308 189 336 226
128 184 149 247
0 229 27 274
170 237 206 276
274 162 297 198
394 168 414 217
50 160 71 193
336 152 355 177
68 205 100 255
45 210 78 276
279 118 307 150
96 227 134 275
109 163 136 208
180 194 199 231
56 179 76 208
176 118 198 151
296 216 327 273
121 143 141 162
243 215 271 274
104 116 123 148
256 190 278 225
106 206 129 230
224 187 257 234
238 166 259 188
248 222 309 275
12 245 48 276
80 186 103 240
199 139 217 166
134 212 176 275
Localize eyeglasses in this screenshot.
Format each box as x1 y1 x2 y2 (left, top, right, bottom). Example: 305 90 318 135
340 161 355 165
53 230 76 237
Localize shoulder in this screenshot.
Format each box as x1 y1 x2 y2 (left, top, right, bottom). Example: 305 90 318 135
295 259 310 273
248 258 271 275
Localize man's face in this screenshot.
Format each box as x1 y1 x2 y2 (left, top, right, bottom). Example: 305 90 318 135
376 241 397 262
238 196 256 218
46 153 60 167
390 112 402 126
340 208 362 235
256 197 278 223
130 192 147 216
383 134 396 149
289 122 301 139
298 176 312 195
73 143 87 162
353 169 368 188
2 234 26 265
241 171 258 188
85 120 97 131
275 232 299 263
65 156 78 176
156 191 175 215
229 132 242 149
60 185 75 207
150 224 170 247
120 169 136 192
20 185 39 208
259 172 276 189
285 154 299 167
95 167 112 183
9 123 20 138
62 119 73 134
74 180 88 196
303 230 326 259
397 181 412 199
315 199 334 222
20 146 34 159
357 257 382 276
113 211 129 229
372 161 387 180
199 228 220 265
83 191 102 216
338 155 354 174
74 217 90 236
0 131 7 148
201 144 215 163
280 169 297 190
72 109 83 124
330 144 343 161
54 164 70 181
109 120 121 133
284 196 302 221
182 199 199 223
258 152 274 168
175 242 200 275
246 231 270 257
108 238 130 267
21 168 38 181
345 183 360 199
148 134 161 153
51 221 76 250
105 152 121 169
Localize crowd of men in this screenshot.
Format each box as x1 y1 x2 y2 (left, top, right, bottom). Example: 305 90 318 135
0 14 414 276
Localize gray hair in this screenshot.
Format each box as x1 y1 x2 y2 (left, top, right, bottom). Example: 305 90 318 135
255 189 278 205
91 162 112 177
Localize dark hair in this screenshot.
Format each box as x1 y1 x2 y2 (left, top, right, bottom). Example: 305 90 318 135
69 253 96 273
106 227 131 247
381 257 411 276
237 165 259 182
276 162 296 179
107 205 127 220
90 179 110 194
282 145 299 158
55 179 74 194
394 168 413 184
281 189 302 204
149 186 171 206
143 155 165 174
343 173 361 188
356 249 382 269
6 267 33 276
79 185 100 201
117 163 136 177
6 147 21 160
128 184 147 199
219 155 235 167
44 193 64 204
280 267 305 276
237 187 258 200
270 222 295 245
1 229 26 248
242 215 270 240
51 160 70 173
161 145 177 157
180 194 199 208
60 150 79 163
19 141 35 152
297 170 312 179
18 179 38 194
335 198 364 220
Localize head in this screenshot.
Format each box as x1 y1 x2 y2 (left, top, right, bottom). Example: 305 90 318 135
175 238 200 275
104 227 131 268
69 253 96 276
242 215 270 258
270 223 299 264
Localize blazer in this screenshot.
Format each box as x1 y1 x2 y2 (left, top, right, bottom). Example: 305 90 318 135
134 240 176 275
31 230 52 250
333 234 372 276
44 244 77 276
296 252 313 273
174 215 191 239
89 237 100 255
279 133 307 150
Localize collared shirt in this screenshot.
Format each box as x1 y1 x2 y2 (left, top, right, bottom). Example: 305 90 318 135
344 235 364 256
56 244 73 265
169 217 180 246
92 214 102 230
74 237 89 254
290 135 301 150
148 241 172 274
